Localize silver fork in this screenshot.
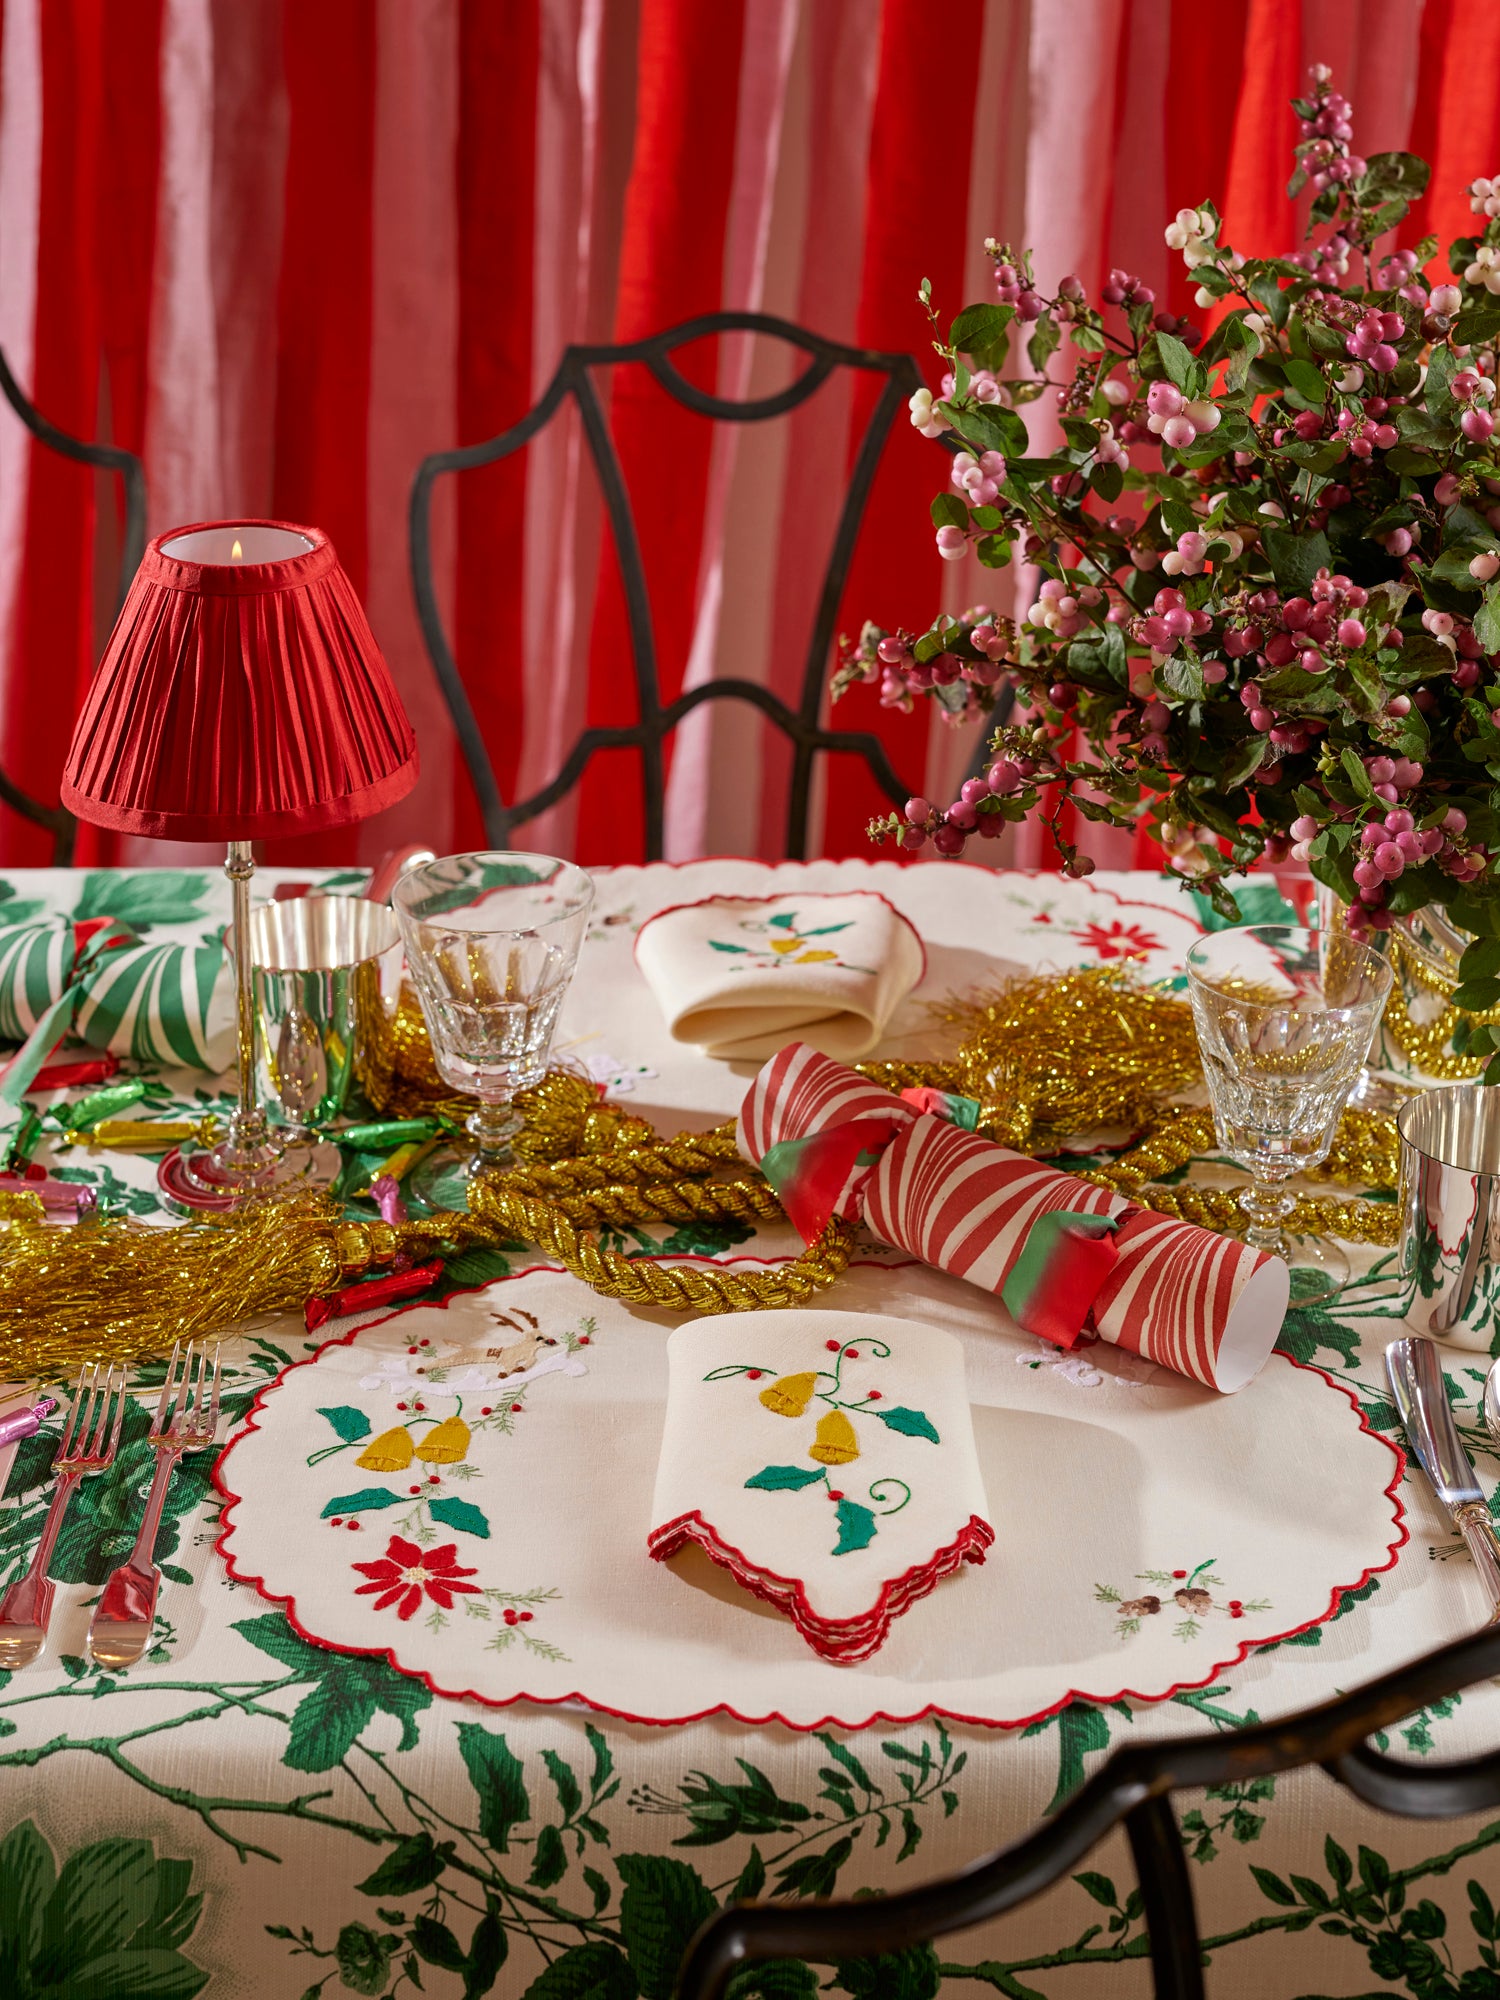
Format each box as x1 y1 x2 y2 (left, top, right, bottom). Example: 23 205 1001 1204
0 1363 127 1669
86 1341 221 1671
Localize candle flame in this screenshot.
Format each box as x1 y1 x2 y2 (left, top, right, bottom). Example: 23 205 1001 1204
230 538 243 561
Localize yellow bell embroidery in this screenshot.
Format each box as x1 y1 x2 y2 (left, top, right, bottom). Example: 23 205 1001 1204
770 937 801 954
357 1425 415 1472
758 1372 818 1418
416 1414 471 1464
808 1409 859 1465
793 949 837 964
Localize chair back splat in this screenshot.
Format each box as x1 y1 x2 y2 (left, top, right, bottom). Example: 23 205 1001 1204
410 311 947 860
0 346 148 864
674 1622 1500 1999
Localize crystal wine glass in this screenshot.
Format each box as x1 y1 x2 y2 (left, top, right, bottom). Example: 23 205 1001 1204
393 852 595 1201
1186 924 1392 1304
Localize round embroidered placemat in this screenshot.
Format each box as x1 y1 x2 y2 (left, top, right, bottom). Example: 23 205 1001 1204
215 1262 1405 1731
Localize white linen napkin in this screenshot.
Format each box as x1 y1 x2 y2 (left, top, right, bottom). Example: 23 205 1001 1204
649 1309 992 1663
633 891 923 1061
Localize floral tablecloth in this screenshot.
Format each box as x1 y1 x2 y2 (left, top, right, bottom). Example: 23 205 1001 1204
1 860 1498 2000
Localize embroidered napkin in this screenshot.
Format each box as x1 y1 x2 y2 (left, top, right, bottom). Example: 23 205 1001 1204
649 1309 993 1663
633 892 923 1061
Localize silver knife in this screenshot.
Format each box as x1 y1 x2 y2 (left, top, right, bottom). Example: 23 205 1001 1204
1387 1335 1500 1624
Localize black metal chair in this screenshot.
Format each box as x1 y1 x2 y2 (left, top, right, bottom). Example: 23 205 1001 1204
410 311 995 860
0 346 147 863
675 1621 1500 1999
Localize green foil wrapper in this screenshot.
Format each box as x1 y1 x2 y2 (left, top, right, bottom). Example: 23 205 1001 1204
336 1118 438 1149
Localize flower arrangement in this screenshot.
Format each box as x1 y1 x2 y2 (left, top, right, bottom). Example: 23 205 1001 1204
837 67 1500 1040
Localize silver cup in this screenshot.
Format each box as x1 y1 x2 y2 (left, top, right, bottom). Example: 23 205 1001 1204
1396 1084 1500 1349
247 896 403 1132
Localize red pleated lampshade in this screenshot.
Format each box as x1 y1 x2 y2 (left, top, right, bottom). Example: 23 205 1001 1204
62 520 419 840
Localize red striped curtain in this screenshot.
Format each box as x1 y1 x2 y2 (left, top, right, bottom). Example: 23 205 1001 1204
0 0 1496 870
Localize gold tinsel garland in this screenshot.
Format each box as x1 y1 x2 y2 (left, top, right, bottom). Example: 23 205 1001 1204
0 966 1404 1382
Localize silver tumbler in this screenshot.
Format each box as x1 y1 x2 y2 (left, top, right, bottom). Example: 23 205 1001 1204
1396 1083 1500 1350
247 896 403 1132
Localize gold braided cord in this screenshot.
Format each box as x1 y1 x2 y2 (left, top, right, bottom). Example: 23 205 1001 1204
1072 1174 1399 1246
482 1172 786 1232
0 964 1414 1381
1380 928 1495 1081
461 1177 855 1310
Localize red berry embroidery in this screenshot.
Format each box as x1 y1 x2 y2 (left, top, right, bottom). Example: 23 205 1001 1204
746 1369 762 1380
504 1608 518 1625
409 1485 421 1495
396 1402 407 1412
844 1346 858 1358
428 1475 440 1485
520 1611 533 1623
330 1517 342 1526
408 1346 419 1355
414 1401 425 1412
1229 1605 1244 1619
511 1403 523 1413
346 1519 360 1530
1172 1569 1187 1579
480 1406 492 1416
867 1390 882 1401
419 1338 430 1347
825 1340 841 1351
578 1335 591 1346
828 1490 844 1502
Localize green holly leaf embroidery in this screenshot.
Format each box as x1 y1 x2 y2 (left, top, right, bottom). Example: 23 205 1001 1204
427 1495 490 1539
873 1405 940 1444
767 912 798 929
707 940 750 953
745 1464 824 1492
795 922 854 938
317 1405 373 1444
832 1499 877 1556
321 1488 404 1519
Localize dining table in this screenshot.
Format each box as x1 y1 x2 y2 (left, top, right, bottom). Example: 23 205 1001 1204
0 855 1497 2000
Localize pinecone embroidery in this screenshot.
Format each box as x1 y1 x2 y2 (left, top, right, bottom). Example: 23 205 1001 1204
1096 1564 1269 1642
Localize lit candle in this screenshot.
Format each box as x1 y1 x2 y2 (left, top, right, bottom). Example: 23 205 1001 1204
159 525 314 566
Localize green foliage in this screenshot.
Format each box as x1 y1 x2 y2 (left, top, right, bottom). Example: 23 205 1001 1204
233 1613 433 1769
0 1820 208 1999
843 80 1500 926
615 1855 717 2000
456 1723 531 1851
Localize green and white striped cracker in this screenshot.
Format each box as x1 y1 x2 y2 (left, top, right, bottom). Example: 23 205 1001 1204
75 935 235 1071
0 923 76 1041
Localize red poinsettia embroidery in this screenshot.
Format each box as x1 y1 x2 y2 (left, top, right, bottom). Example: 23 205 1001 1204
1071 919 1161 961
352 1536 481 1620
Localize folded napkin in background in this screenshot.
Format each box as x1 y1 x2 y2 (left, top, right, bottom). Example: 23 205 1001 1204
739 1043 1290 1394
634 892 923 1061
649 1309 992 1663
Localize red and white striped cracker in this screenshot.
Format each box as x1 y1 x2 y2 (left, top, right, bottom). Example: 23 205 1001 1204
737 1039 912 1219
740 1044 1289 1394
1092 1211 1288 1395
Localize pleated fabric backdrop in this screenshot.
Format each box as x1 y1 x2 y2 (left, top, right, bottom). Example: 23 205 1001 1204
0 0 1497 871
